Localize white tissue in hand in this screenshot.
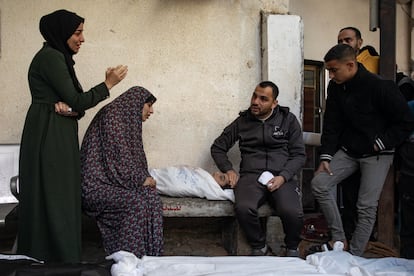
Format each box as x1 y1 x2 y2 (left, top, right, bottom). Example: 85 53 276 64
333 241 344 251
258 171 274 185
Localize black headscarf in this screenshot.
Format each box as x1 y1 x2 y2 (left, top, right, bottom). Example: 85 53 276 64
39 9 85 92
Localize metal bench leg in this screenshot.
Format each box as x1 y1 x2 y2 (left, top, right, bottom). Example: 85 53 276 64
11 235 17 253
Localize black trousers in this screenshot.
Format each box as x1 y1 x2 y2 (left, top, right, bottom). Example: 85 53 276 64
234 173 303 250
399 174 414 259
397 141 414 259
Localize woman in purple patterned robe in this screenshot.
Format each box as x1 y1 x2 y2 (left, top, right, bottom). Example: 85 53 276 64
80 86 163 257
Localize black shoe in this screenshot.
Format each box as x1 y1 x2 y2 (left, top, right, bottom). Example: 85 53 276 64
250 245 270 256
277 245 300 257
286 248 300 257
306 244 323 255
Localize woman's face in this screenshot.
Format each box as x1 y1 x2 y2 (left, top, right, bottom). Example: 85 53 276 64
67 22 85 54
142 102 154 122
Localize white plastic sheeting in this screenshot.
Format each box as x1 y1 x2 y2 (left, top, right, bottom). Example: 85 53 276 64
107 251 325 276
307 250 414 276
150 166 234 202
107 250 414 276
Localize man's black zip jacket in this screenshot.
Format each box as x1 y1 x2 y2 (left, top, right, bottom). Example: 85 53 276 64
211 105 305 182
320 63 414 161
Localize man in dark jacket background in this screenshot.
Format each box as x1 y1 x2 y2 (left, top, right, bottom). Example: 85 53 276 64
311 44 414 256
336 26 379 244
211 81 306 257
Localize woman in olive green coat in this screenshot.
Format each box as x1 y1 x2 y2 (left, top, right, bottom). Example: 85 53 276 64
17 9 127 263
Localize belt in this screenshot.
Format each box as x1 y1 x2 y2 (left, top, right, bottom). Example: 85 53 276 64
31 100 56 111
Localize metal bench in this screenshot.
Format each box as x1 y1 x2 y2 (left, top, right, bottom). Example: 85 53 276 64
0 203 17 227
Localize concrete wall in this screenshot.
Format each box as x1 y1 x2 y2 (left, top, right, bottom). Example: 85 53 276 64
4 0 409 173
0 0 293 172
289 0 412 75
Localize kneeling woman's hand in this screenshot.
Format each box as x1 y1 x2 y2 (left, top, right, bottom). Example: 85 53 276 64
143 176 156 188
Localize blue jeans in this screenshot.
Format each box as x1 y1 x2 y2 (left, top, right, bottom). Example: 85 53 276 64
311 150 393 256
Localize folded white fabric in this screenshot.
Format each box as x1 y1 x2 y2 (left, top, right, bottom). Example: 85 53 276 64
106 250 143 276
150 166 235 202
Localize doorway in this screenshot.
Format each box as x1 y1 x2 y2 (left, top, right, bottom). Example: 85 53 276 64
302 60 325 211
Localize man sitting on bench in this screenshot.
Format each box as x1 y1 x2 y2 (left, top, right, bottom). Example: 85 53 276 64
211 81 306 257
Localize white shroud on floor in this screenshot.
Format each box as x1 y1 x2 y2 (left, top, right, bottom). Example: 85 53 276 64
107 249 414 276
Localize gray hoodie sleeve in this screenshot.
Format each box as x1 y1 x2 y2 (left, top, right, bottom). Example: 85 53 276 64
210 117 239 173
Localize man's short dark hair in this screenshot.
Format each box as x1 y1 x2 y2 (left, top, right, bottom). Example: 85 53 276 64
324 44 357 63
339 26 362 40
259 81 279 99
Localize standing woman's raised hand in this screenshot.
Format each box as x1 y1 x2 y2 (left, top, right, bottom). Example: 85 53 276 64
104 65 128 90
